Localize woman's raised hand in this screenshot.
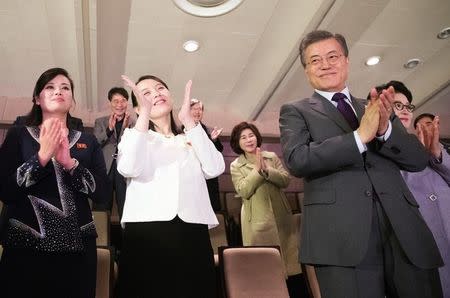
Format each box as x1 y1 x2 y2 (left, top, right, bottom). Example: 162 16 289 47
178 80 196 130
54 123 74 170
121 75 152 113
122 75 151 132
38 118 62 166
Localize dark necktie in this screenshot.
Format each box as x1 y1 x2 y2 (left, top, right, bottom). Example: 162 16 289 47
331 93 359 130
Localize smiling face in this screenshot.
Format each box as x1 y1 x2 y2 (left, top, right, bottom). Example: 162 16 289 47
36 74 73 116
239 128 258 155
393 92 413 129
304 38 349 92
190 102 203 123
136 78 173 119
109 93 128 118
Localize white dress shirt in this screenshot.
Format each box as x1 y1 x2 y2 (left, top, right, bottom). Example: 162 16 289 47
117 124 225 228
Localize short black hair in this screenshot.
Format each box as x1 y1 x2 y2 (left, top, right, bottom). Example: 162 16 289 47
413 113 435 129
367 80 413 103
385 80 412 103
229 122 262 155
108 87 129 101
299 30 349 68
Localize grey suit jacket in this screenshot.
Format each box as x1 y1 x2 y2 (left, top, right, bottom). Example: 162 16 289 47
279 92 443 269
94 115 135 173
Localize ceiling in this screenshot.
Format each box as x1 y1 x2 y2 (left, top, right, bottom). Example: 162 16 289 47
0 0 449 137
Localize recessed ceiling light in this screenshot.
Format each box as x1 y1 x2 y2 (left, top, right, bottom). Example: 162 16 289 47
173 0 244 17
437 27 450 39
404 58 421 69
183 40 200 52
365 56 381 66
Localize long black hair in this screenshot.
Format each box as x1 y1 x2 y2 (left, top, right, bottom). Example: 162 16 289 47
131 75 180 135
25 67 75 126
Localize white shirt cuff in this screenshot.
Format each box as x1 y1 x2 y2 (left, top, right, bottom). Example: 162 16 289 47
353 131 367 154
376 121 392 142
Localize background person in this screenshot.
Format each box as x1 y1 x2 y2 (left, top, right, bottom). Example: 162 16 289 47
374 80 450 297
93 87 135 218
230 121 300 278
189 98 223 211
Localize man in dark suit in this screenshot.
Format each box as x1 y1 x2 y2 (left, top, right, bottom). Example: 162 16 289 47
279 30 443 297
190 98 223 211
93 87 135 218
14 113 84 131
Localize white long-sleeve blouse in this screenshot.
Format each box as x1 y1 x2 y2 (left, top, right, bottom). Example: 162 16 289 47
117 124 225 228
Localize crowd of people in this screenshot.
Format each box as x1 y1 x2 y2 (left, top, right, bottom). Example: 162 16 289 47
0 28 448 298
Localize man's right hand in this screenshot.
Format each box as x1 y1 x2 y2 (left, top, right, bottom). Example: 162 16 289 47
108 113 116 131
357 99 380 144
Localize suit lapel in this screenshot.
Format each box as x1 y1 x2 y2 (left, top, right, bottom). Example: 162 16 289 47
309 92 352 132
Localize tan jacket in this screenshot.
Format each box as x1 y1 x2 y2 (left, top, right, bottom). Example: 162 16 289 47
230 151 300 276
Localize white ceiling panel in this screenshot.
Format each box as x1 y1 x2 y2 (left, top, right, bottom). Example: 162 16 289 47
0 0 448 137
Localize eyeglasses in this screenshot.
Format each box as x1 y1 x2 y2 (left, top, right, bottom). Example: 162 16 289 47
393 101 415 112
306 53 343 67
393 101 415 113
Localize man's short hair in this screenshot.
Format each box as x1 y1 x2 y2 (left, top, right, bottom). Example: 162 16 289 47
190 98 204 109
108 87 129 101
299 30 349 68
367 80 412 103
414 113 435 129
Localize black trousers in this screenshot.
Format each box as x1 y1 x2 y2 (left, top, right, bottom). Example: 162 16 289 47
313 199 443 298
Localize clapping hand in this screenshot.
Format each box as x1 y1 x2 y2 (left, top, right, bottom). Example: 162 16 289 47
255 147 267 175
123 112 130 128
357 93 380 144
38 118 74 169
122 75 150 132
108 113 117 131
38 118 63 166
54 124 74 170
376 86 395 136
122 75 152 114
417 116 441 159
178 80 196 130
211 127 223 140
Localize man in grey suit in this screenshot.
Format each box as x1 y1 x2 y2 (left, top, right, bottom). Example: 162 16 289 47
279 30 443 297
93 87 135 218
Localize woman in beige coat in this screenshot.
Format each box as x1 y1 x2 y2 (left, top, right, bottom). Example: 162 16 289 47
229 121 300 276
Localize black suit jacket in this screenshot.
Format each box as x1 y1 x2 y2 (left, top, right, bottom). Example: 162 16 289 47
199 123 223 211
279 92 442 269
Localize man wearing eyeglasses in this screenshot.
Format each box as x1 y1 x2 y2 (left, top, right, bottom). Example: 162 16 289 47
368 80 416 128
279 30 443 297
371 80 450 297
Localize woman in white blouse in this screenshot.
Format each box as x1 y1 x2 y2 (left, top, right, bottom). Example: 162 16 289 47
116 75 225 298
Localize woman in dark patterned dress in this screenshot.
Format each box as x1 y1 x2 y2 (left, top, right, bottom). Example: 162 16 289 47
0 67 108 297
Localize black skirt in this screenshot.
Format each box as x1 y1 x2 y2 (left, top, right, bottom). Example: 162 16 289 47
116 216 216 298
0 237 97 298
